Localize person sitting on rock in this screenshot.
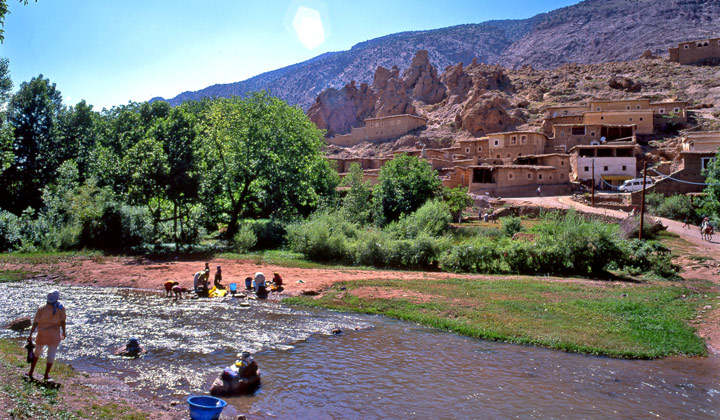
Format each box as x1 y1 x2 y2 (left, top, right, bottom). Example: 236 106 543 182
235 351 258 378
270 272 283 292
253 272 267 296
114 338 145 358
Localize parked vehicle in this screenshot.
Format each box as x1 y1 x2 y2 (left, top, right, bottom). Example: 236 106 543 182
618 178 655 192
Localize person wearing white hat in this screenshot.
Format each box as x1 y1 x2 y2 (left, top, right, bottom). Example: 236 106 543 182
26 290 67 382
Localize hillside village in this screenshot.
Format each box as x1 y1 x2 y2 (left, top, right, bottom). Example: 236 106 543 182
312 39 720 203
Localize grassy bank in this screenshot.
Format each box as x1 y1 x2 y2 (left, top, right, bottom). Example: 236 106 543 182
285 277 715 359
0 339 158 420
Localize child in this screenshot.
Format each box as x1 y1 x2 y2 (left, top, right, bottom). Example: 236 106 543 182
172 283 183 300
163 280 176 297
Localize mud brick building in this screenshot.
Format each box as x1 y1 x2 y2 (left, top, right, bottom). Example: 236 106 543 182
669 37 720 65
328 114 426 146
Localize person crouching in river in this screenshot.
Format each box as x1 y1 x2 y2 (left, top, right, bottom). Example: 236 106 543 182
26 290 67 382
253 272 267 297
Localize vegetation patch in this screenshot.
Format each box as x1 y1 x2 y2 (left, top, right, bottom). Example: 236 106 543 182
0 269 33 283
285 278 714 359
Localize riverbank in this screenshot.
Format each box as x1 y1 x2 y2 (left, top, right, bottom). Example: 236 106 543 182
0 338 179 420
2 235 718 359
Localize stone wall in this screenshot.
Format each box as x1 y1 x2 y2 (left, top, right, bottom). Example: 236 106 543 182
670 38 720 64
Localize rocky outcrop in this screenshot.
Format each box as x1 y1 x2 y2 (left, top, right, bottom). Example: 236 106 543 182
402 50 446 104
6 316 31 331
456 93 520 136
307 81 376 136
607 76 642 93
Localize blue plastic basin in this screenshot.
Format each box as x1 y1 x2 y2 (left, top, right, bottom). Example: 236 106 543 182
229 283 237 292
187 395 227 420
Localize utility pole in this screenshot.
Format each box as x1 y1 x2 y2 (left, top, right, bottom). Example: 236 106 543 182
591 159 595 207
639 161 648 240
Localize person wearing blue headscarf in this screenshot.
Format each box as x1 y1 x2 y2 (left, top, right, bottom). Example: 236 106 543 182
26 290 67 382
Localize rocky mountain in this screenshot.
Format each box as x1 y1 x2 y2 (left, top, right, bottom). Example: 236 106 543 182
154 0 720 110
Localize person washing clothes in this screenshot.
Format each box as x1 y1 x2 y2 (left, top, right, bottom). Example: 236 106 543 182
26 290 67 382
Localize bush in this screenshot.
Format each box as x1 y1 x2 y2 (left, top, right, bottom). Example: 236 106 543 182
246 219 286 249
621 240 679 279
501 216 523 237
0 210 22 251
234 224 258 253
619 216 664 240
440 237 503 273
286 211 357 262
647 194 699 224
390 199 452 239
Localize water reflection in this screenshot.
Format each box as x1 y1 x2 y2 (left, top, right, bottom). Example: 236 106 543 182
1 282 718 419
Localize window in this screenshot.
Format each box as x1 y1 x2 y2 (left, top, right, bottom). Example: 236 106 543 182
603 166 609 171
527 173 532 179
584 166 589 172
521 135 527 144
636 105 641 109
561 173 565 179
629 117 633 122
478 146 482 152
697 43 703 47
561 161 565 166
507 154 511 158
626 105 631 110
600 116 604 120
549 175 553 180
511 136 517 144
493 139 500 146
508 172 514 180
465 148 470 153
560 131 565 137
659 108 665 114
684 44 689 49
496 155 501 159
571 126 586 136
596 107 601 111
622 165 627 171
702 157 716 170
674 108 680 113
639 117 643 121
538 174 543 180
591 131 596 137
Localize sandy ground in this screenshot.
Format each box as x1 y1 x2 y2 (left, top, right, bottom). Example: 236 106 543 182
506 195 720 354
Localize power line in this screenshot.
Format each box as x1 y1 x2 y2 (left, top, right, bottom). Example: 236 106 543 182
649 168 720 186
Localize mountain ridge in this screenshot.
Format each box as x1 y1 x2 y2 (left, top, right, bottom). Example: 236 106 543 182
153 0 720 110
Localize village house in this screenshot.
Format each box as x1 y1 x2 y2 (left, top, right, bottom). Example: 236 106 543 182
441 154 570 197
546 124 636 153
542 99 687 136
486 131 547 161
328 114 427 146
630 131 719 203
568 144 639 189
669 37 720 65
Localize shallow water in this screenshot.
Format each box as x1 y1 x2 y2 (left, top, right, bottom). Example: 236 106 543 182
1 282 718 419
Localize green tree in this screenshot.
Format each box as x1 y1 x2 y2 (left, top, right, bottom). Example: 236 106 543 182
57 100 98 177
341 162 372 225
2 74 64 212
0 57 13 175
201 91 333 238
124 136 169 238
442 186 473 222
701 150 720 221
372 154 440 225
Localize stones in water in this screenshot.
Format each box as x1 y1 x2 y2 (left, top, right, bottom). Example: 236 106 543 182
6 316 32 331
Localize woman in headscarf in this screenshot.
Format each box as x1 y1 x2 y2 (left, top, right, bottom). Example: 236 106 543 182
26 289 67 382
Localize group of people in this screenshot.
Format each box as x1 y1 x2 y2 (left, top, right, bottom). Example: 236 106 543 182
162 263 285 299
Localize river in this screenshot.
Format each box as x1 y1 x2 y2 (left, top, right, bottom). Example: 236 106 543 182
1 282 718 419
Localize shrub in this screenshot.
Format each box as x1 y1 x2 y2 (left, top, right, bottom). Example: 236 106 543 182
286 211 357 262
234 224 258 253
619 216 664 240
621 240 679 279
390 199 452 239
0 210 22 251
648 194 699 224
501 216 523 237
440 237 503 273
247 219 286 249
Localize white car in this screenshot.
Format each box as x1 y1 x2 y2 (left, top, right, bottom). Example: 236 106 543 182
618 178 655 192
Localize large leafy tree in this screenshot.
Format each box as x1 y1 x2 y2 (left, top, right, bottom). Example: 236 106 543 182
2 74 64 212
57 100 98 178
702 151 720 220
0 57 13 175
372 153 441 225
201 91 335 238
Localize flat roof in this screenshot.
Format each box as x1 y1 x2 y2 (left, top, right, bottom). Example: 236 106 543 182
589 98 650 103
467 165 558 170
583 110 652 114
515 153 569 158
553 123 636 128
486 131 547 136
568 144 638 152
364 114 427 122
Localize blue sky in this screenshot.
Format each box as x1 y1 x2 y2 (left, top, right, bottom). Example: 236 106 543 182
1 0 580 110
